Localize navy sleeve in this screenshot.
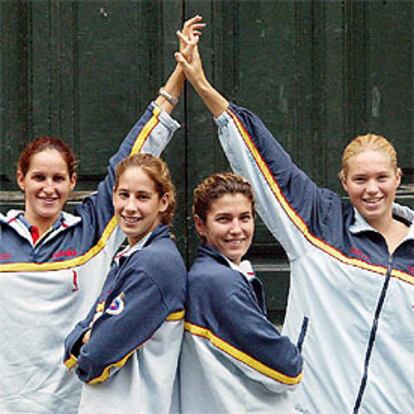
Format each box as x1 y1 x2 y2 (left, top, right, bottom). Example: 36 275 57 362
74 266 170 384
215 280 303 391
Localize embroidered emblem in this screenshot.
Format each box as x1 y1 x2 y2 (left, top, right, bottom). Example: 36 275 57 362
106 293 125 316
53 248 77 259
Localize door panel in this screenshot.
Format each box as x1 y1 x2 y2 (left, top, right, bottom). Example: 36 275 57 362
1 0 413 323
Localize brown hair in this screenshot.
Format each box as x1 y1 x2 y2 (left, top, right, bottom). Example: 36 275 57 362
193 172 255 222
114 153 176 225
339 133 399 180
17 136 78 177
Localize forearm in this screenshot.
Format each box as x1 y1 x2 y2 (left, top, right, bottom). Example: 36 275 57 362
155 65 184 114
192 76 229 118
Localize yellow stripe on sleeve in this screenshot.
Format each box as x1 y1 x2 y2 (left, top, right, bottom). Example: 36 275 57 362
185 322 303 385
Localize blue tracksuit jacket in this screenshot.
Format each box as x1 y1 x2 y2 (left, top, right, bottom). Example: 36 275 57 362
179 244 303 414
64 224 186 414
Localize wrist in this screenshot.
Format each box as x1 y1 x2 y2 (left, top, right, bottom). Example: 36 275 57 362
158 87 179 106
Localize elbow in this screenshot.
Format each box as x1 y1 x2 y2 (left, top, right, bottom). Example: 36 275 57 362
274 344 304 387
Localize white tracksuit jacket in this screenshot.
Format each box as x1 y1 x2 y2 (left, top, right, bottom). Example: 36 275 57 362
215 103 414 414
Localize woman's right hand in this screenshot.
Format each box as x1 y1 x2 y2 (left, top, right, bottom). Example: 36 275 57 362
176 17 229 117
179 15 205 63
175 32 206 90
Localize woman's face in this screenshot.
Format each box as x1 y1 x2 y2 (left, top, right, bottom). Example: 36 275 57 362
17 149 77 229
341 149 401 227
113 166 169 246
195 193 254 265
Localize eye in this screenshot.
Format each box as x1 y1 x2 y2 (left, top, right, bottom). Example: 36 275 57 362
137 193 151 201
240 214 252 223
54 175 66 183
117 191 129 199
32 174 45 182
353 177 365 184
216 216 230 223
378 175 389 182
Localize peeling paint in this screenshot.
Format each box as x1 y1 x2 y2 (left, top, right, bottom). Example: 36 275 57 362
372 86 381 118
99 7 108 18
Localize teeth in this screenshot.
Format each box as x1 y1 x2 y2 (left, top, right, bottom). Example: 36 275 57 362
122 216 140 223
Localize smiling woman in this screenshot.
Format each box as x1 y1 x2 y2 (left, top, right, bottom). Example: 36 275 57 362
0 16 196 413
339 134 407 253
178 172 303 413
17 139 77 236
193 173 255 265
64 153 186 413
113 153 174 245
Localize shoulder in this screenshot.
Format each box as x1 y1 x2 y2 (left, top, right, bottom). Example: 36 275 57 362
140 236 184 269
188 253 244 297
123 236 186 293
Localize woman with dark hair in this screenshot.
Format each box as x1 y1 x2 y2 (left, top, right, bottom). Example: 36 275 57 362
179 172 303 413
0 16 203 414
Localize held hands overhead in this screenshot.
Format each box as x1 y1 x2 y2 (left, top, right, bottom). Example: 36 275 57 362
176 15 229 117
175 20 207 90
155 15 205 113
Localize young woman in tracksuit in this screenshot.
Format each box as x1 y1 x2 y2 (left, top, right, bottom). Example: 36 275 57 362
179 172 303 414
176 30 414 413
64 153 186 414
0 16 204 414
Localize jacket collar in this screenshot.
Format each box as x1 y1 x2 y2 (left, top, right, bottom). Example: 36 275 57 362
115 224 170 263
198 244 255 280
0 210 82 244
349 203 414 241
198 243 231 267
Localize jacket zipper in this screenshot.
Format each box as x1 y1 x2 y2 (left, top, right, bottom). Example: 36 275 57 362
352 255 393 413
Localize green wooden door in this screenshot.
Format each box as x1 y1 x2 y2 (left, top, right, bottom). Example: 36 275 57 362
1 0 413 323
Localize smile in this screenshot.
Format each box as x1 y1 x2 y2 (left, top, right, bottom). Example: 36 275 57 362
39 197 59 203
363 197 384 205
121 215 142 224
225 239 245 245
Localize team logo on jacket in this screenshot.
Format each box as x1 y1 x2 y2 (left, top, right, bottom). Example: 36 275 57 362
106 293 125 316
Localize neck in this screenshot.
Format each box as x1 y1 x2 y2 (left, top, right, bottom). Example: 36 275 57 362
24 213 57 236
368 217 393 234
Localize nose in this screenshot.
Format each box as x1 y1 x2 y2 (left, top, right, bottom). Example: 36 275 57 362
229 219 242 234
124 196 138 212
43 179 56 194
365 179 379 194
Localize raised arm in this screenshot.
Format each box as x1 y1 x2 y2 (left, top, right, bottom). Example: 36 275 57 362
155 15 205 114
176 24 341 260
175 29 228 118
76 17 206 243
